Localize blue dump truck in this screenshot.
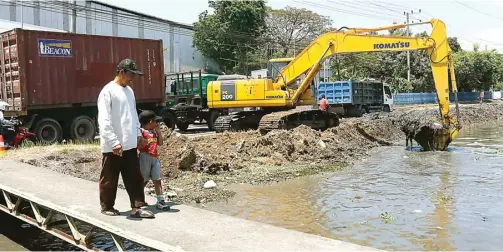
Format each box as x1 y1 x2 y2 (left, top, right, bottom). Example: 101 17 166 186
316 79 394 117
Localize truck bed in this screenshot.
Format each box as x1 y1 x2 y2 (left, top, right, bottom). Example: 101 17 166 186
317 80 384 105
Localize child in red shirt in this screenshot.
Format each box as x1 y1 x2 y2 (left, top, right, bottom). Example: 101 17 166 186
138 110 170 210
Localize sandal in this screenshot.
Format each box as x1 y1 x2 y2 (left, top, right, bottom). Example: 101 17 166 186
101 208 120 216
130 209 155 219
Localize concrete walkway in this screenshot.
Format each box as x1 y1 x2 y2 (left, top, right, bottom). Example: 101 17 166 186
0 160 380 251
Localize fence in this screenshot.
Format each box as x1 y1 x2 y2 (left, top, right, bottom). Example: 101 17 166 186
393 91 501 105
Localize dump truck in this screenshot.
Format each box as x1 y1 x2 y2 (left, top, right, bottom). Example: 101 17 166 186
316 79 394 117
0 28 166 144
163 70 227 131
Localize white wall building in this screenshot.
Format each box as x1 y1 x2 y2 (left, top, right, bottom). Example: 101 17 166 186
0 0 215 74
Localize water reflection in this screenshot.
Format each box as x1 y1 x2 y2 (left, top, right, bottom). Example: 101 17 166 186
206 121 503 250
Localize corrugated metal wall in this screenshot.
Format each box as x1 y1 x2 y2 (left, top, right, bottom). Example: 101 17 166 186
0 0 210 74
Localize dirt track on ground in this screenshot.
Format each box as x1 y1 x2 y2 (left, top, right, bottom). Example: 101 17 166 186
3 101 503 204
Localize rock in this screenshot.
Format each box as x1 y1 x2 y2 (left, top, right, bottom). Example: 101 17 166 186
178 147 196 170
317 140 327 149
165 191 177 198
171 187 183 192
203 180 217 189
236 140 245 152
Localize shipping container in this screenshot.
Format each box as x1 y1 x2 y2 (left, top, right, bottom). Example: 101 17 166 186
0 28 166 143
316 80 394 117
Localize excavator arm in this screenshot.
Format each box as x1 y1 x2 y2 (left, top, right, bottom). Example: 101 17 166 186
275 18 460 150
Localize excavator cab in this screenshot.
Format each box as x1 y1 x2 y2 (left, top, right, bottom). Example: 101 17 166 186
267 58 293 82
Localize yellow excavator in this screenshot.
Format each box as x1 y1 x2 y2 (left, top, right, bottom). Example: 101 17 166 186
207 18 461 151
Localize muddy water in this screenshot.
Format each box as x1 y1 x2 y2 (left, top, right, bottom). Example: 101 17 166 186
205 121 503 251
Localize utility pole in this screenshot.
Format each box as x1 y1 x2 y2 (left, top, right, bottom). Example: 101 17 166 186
71 0 77 33
20 2 23 29
405 12 410 82
404 9 422 82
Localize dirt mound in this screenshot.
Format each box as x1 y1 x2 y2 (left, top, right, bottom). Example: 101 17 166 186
157 118 404 178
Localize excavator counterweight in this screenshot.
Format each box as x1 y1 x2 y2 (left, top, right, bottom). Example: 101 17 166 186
207 18 461 151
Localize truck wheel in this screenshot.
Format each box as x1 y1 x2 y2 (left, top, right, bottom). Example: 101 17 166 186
207 110 220 131
362 106 369 114
161 111 176 131
70 116 96 141
176 121 190 132
34 118 62 144
383 105 391 112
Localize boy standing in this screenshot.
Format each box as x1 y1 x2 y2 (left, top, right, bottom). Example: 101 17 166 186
138 110 170 210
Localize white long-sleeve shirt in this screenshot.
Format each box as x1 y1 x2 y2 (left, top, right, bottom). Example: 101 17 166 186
97 81 141 153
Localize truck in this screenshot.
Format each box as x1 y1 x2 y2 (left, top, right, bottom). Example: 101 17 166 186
163 70 227 131
0 28 166 144
316 79 393 117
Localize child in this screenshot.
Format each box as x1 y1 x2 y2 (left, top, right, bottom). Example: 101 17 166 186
138 110 170 210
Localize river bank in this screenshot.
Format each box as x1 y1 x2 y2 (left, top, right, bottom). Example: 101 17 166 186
3 101 503 204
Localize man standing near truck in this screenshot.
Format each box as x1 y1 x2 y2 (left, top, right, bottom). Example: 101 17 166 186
320 95 329 111
97 58 154 219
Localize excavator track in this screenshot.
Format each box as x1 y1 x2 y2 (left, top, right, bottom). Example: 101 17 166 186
214 109 340 133
213 110 266 133
213 114 234 133
258 109 340 134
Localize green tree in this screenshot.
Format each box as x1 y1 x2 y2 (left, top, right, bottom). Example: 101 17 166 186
447 37 462 52
264 6 332 57
193 0 267 74
454 50 503 91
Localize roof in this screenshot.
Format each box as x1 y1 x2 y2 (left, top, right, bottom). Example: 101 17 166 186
0 20 67 34
91 1 194 30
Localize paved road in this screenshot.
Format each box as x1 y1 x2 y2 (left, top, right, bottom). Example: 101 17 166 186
0 160 381 251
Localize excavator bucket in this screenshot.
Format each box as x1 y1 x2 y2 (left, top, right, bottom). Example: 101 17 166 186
414 123 459 151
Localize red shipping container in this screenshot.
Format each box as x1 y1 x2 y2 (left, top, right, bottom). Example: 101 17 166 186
0 28 165 115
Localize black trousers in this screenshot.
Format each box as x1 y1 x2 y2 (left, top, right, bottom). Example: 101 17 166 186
99 148 145 210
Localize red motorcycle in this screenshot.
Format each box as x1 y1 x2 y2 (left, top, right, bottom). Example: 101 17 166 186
0 117 36 149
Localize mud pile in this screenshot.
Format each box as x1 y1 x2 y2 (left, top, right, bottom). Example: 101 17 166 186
157 117 404 177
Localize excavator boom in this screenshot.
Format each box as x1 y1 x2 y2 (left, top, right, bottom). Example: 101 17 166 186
275 18 460 150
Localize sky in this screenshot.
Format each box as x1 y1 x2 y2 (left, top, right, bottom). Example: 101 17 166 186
101 0 503 52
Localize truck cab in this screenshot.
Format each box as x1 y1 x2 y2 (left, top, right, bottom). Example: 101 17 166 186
383 82 394 112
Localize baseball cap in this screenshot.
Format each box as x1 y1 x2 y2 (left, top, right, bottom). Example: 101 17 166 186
139 110 162 125
117 58 144 76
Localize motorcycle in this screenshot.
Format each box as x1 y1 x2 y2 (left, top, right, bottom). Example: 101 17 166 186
0 117 36 149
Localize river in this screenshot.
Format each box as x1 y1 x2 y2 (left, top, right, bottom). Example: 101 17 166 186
204 121 503 251
1 121 503 250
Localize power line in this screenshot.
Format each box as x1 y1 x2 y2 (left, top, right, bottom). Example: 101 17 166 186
2 1 296 47
326 0 404 20
2 1 259 42
453 0 503 21
293 0 397 21
358 0 407 16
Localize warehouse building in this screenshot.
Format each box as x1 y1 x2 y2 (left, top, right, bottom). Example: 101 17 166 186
0 0 214 74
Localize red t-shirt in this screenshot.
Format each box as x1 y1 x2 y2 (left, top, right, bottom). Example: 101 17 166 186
320 98 328 111
139 129 159 158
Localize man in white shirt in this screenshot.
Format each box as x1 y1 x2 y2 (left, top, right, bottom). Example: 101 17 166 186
97 58 154 219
